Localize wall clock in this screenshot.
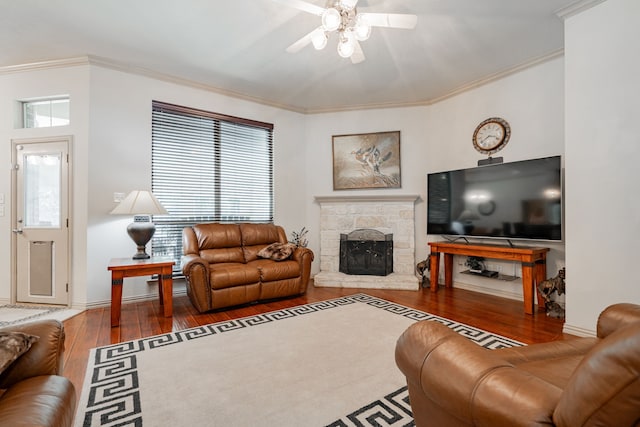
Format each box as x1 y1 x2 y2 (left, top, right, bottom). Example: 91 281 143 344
478 200 496 216
472 117 511 156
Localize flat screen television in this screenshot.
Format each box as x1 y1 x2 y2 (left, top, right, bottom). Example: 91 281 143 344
427 156 562 241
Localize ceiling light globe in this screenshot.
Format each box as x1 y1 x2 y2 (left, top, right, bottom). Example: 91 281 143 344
321 8 341 32
337 35 355 58
354 16 371 41
311 32 328 50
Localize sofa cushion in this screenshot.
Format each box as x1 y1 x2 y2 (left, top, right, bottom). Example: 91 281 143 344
193 224 245 263
209 264 261 290
240 223 283 246
0 332 39 375
257 243 296 261
252 259 301 281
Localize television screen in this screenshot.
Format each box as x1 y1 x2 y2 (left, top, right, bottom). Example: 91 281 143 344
427 156 562 241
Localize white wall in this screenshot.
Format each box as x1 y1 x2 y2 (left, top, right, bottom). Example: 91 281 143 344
564 0 640 334
304 56 566 301
0 64 91 305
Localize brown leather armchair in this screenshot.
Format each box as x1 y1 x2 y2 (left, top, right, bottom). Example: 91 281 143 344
0 319 76 427
182 223 314 312
395 303 640 426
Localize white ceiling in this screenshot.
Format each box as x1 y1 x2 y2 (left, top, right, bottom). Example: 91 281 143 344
1 0 584 113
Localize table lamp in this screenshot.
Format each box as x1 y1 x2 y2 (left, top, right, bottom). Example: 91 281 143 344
110 190 168 259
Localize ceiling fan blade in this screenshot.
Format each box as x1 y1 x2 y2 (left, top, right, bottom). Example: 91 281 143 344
286 27 325 53
351 40 365 64
359 13 418 29
272 0 325 16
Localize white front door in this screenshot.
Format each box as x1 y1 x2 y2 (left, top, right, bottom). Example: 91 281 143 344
12 138 70 305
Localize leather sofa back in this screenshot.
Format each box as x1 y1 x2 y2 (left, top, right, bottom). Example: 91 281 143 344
186 223 244 264
183 223 287 264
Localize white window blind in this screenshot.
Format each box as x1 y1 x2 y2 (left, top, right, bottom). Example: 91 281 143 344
151 101 273 270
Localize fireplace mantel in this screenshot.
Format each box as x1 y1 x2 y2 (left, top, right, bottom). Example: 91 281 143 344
315 194 420 204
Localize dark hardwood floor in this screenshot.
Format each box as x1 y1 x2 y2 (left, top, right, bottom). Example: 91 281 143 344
62 284 572 405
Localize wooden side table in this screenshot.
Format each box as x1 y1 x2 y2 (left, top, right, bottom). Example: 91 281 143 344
108 257 175 327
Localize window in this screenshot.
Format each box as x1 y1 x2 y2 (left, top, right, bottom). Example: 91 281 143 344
151 101 274 271
22 97 70 128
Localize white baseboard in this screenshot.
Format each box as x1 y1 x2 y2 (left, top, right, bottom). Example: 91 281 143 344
452 281 523 302
72 288 188 310
562 323 596 337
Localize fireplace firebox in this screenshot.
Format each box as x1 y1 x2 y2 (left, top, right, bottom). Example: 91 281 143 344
339 229 393 276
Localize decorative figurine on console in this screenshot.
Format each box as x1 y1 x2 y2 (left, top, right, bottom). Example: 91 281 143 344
416 256 430 287
538 267 566 318
465 256 486 273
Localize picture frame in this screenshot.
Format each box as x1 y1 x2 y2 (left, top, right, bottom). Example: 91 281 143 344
332 131 401 190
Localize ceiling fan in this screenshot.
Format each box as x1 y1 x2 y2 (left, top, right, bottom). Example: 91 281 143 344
274 0 418 64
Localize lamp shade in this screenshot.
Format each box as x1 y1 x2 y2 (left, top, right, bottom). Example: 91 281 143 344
110 190 168 215
110 190 168 259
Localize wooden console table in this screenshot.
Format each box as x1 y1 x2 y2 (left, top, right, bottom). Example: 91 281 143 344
428 242 549 315
108 257 175 327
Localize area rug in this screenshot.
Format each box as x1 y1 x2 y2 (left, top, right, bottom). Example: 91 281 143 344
0 304 82 327
75 294 522 427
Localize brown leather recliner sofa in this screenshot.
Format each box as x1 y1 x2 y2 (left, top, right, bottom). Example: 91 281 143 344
0 319 76 427
396 303 640 426
182 223 314 312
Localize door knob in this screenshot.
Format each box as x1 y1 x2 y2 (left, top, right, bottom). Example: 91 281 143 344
12 228 23 234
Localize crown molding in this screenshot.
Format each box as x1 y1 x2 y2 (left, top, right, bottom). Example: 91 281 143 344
424 49 565 107
84 55 305 114
555 0 606 19
0 56 90 74
0 49 565 115
304 49 565 114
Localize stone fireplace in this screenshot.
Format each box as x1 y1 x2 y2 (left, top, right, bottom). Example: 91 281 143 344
314 195 420 290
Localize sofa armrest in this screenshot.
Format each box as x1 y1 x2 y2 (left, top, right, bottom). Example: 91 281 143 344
292 246 314 265
396 320 560 426
181 254 210 278
597 303 640 338
292 247 314 292
0 319 65 389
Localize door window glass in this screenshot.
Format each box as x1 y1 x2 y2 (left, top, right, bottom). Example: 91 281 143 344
24 153 61 228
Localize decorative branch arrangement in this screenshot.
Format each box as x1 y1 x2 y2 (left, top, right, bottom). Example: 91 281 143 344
290 227 309 247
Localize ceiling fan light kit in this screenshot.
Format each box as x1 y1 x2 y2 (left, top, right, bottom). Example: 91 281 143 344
277 0 417 63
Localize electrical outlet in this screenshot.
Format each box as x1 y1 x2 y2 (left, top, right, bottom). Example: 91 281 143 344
114 192 126 203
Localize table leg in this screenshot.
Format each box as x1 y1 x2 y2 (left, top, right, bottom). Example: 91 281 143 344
111 271 124 327
521 262 535 315
160 266 173 318
444 254 454 288
534 260 547 309
430 253 440 292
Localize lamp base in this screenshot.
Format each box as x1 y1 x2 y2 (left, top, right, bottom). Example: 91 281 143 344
127 221 156 260
132 248 151 260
